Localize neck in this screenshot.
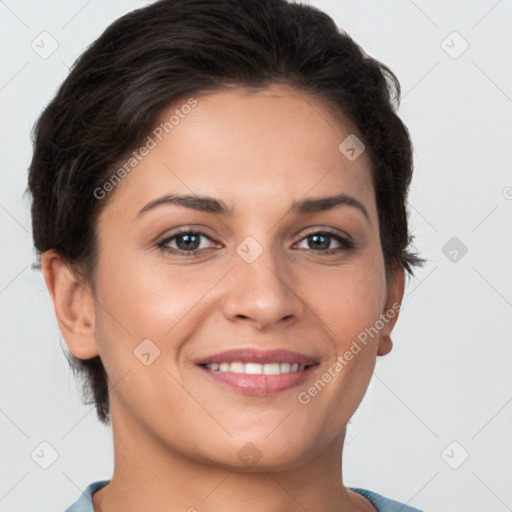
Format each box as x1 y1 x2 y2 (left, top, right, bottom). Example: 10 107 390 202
93 400 375 512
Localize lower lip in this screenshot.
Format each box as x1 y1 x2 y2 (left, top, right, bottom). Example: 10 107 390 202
197 365 317 395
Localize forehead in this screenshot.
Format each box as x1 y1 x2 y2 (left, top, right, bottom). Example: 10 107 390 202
101 84 375 221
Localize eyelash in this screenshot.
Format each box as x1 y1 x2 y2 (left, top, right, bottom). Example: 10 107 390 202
156 228 354 256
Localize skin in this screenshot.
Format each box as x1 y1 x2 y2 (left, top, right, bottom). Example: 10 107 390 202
42 83 404 512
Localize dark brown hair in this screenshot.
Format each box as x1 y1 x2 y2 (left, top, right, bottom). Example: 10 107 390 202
26 0 425 424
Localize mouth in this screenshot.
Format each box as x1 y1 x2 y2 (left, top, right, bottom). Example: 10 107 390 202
195 348 319 395
203 361 311 374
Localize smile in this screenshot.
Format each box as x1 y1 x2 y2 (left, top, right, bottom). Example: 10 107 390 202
203 362 309 374
195 348 320 395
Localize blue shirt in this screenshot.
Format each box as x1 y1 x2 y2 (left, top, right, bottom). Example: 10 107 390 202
64 480 424 511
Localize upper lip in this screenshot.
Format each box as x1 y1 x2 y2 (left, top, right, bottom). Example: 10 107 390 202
195 348 318 366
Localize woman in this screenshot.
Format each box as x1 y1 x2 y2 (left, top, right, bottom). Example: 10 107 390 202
27 0 426 510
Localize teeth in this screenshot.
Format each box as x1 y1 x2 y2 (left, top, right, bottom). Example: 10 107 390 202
205 362 308 374
230 362 245 373
280 362 291 373
245 363 264 374
263 363 280 375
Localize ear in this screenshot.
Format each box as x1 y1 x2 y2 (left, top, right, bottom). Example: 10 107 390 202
377 263 405 356
40 249 99 360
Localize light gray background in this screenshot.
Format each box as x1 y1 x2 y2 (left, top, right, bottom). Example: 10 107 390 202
1 1 511 511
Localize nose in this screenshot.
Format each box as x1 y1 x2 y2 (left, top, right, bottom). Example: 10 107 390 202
221 243 305 330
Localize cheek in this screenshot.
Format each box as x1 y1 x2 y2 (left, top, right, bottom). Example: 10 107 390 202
95 249 200 333
307 257 387 342
92 250 227 378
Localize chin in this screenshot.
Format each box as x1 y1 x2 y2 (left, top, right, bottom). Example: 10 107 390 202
194 432 319 473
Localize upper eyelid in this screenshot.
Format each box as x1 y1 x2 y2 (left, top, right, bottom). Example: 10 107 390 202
295 226 352 242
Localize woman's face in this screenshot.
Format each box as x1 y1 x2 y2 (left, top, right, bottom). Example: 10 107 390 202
89 84 403 470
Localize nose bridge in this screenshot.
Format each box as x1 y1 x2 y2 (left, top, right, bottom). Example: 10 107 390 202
237 233 290 299
223 233 302 326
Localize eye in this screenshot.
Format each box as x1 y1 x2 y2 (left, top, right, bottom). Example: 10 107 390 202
295 230 354 255
157 229 218 255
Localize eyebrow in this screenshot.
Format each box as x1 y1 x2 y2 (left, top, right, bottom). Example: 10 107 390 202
136 193 370 223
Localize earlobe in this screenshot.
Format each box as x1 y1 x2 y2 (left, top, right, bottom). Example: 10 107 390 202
377 334 393 356
40 250 99 360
